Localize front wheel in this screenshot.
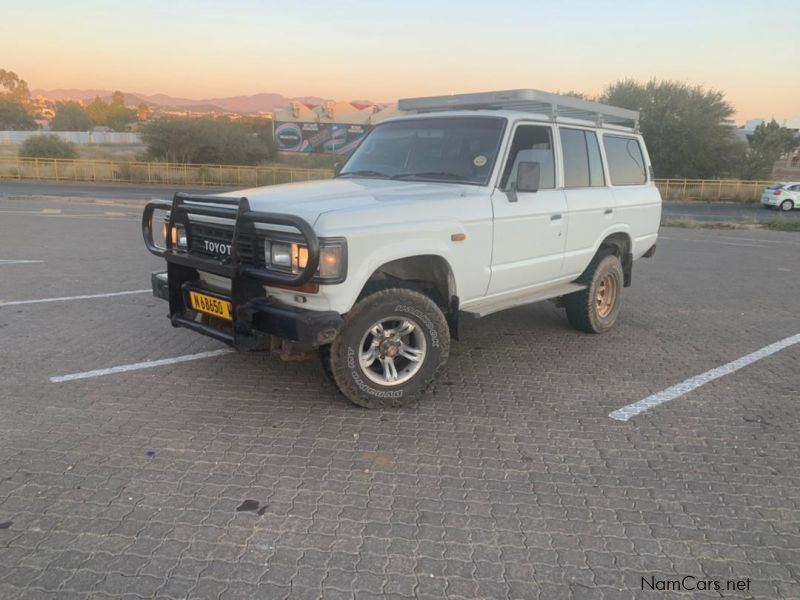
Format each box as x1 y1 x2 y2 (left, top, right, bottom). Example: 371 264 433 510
564 254 624 334
327 288 450 408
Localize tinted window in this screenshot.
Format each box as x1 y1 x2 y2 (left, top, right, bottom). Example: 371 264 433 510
339 116 505 185
586 132 605 186
603 135 647 185
559 128 605 188
500 125 555 189
560 128 589 188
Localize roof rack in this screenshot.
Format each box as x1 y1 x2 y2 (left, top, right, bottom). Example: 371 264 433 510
397 89 639 131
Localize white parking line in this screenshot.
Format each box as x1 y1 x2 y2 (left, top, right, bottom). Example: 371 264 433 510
1 289 150 306
50 349 234 383
0 259 43 265
609 333 800 421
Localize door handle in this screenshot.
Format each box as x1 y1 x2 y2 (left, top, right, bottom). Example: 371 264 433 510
604 209 613 215
550 214 562 221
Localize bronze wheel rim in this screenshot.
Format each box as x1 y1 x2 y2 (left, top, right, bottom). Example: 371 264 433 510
596 273 618 318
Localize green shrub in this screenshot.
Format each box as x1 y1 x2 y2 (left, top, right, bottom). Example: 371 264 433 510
19 134 78 159
140 118 277 165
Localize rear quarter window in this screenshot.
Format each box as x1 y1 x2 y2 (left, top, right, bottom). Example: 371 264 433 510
603 135 647 186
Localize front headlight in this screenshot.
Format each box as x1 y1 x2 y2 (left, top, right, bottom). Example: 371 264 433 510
265 239 346 282
270 242 293 268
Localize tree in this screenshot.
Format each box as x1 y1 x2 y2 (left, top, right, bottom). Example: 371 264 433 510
19 134 78 159
84 94 136 131
107 104 137 131
140 118 276 165
740 120 800 180
51 102 92 131
0 99 37 130
0 69 31 105
600 79 745 179
137 102 151 121
85 96 109 126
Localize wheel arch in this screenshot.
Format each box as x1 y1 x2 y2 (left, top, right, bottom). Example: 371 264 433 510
359 253 457 309
351 252 461 339
581 229 633 287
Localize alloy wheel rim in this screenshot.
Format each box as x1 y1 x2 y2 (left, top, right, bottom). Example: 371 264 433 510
596 273 618 318
358 316 427 386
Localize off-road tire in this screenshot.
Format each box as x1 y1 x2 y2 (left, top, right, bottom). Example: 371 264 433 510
780 199 794 211
564 254 624 334
327 288 450 408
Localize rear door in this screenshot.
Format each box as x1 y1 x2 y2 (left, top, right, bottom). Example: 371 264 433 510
559 127 616 277
488 123 567 295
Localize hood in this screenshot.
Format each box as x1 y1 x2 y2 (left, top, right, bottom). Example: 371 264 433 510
219 178 479 226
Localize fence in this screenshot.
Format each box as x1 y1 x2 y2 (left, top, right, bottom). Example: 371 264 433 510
0 157 332 187
0 156 779 201
655 179 775 202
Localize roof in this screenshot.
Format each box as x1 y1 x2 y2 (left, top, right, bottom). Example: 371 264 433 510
397 89 639 131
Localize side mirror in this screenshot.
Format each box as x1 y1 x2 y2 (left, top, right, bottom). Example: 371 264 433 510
333 161 343 176
507 161 540 202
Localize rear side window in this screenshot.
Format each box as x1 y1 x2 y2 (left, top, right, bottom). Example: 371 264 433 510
603 135 647 185
559 128 605 188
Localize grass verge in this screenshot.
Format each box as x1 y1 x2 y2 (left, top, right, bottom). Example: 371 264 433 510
661 216 800 232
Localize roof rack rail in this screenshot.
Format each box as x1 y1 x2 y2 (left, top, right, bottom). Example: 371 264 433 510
397 89 639 131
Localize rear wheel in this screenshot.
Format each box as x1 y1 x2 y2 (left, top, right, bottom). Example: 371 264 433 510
564 254 624 334
326 288 450 408
780 199 794 211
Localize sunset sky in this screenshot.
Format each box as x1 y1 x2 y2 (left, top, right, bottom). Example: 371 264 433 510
3 0 797 122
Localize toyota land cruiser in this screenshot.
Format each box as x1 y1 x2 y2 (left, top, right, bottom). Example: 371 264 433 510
142 89 661 408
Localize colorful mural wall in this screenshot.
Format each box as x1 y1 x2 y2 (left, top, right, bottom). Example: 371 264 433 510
274 122 369 154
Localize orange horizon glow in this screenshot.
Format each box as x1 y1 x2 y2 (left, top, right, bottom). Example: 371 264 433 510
3 1 798 124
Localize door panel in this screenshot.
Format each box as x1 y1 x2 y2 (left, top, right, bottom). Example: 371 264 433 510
558 127 616 276
488 123 567 295
561 187 616 276
489 188 567 294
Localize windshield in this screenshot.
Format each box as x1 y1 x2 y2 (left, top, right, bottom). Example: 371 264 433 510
338 116 506 185
767 183 785 190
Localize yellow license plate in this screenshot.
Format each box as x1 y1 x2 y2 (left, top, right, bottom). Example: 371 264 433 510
188 291 233 321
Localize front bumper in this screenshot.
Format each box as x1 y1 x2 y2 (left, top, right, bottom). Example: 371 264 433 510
152 271 342 351
144 193 342 352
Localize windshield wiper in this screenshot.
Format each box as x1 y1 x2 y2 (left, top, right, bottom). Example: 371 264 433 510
337 170 391 179
391 171 470 182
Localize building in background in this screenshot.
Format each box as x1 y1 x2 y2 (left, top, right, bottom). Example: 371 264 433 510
273 100 403 154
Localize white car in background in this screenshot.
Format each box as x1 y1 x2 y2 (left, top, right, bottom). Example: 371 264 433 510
762 182 800 211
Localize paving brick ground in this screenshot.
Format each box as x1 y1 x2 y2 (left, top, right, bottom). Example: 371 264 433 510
1 195 799 599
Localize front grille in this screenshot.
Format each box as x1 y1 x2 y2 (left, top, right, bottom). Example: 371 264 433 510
189 222 262 266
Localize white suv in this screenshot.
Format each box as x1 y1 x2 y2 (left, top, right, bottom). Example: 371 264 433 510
143 89 661 408
762 182 800 211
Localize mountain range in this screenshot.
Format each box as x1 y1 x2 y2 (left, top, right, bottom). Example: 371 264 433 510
30 89 350 114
